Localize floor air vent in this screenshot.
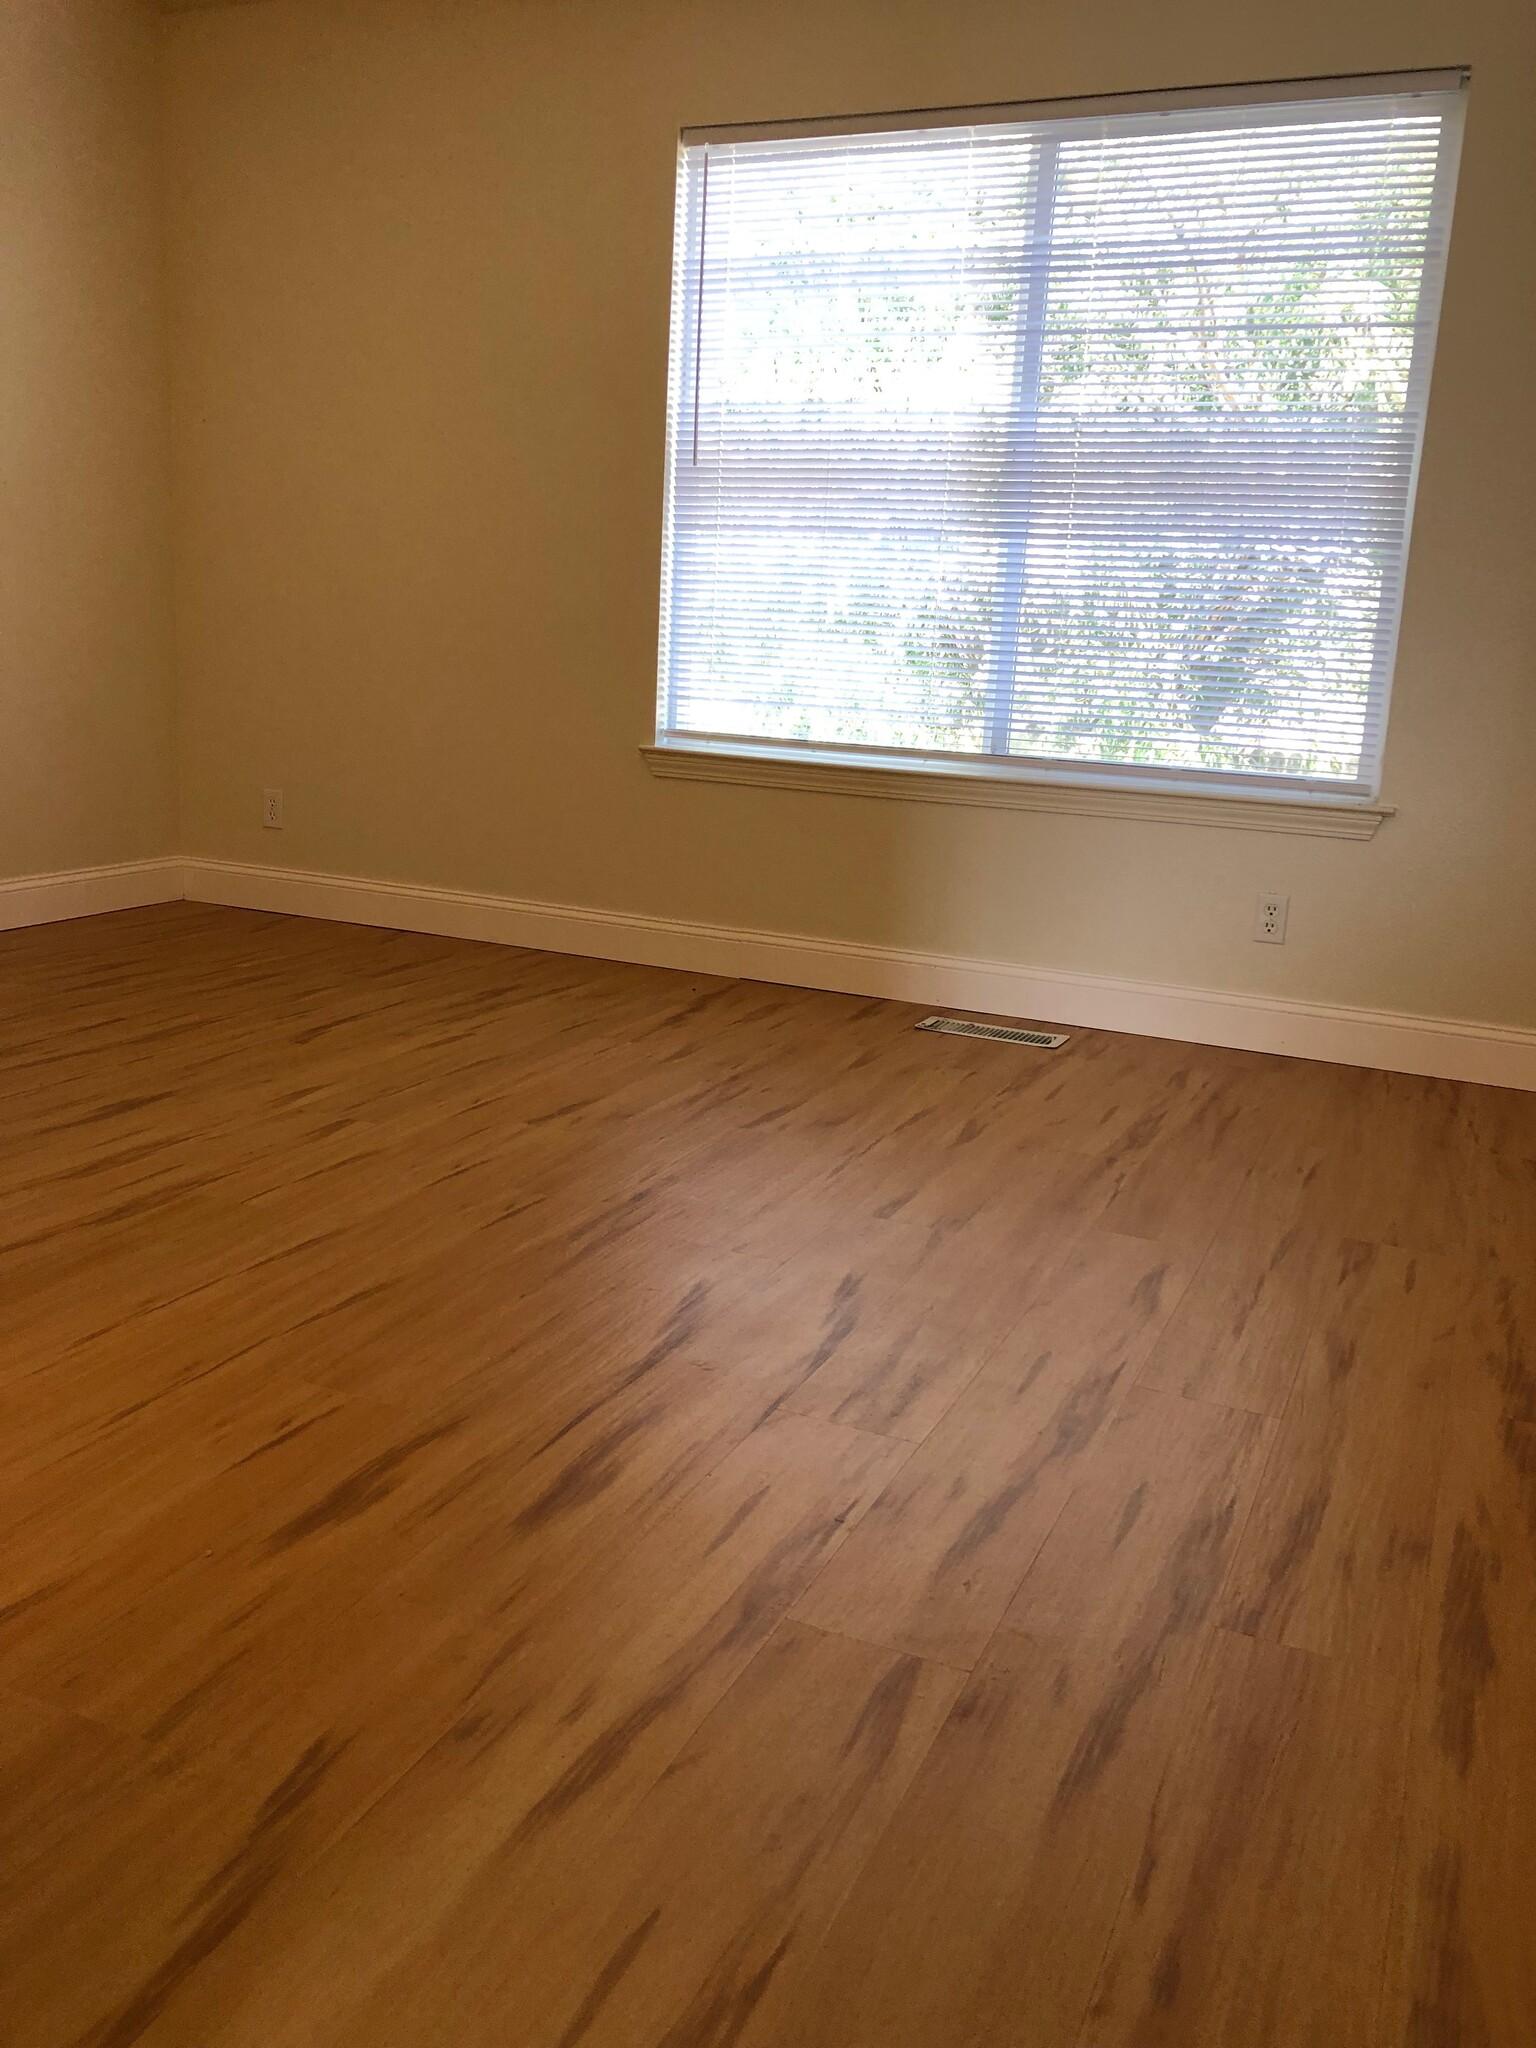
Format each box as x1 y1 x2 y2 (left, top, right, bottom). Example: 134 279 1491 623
916 1016 1070 1049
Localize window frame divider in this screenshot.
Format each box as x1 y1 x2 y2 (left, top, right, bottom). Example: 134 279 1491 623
984 134 1062 755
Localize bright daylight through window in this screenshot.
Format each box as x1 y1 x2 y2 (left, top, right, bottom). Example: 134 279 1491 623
655 74 1464 804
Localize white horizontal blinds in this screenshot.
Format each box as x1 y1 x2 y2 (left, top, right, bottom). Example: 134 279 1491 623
658 84 1462 795
663 125 1048 758
998 100 1454 789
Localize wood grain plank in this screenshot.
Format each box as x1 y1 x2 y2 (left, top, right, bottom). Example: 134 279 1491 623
489 1621 958 2048
1377 1409 1536 2047
1216 1239 1452 1659
792 1231 1189 1667
47 1413 908 2047
1135 1165 1338 1417
1003 1381 1277 1656
1078 1624 1416 2048
738 1626 1201 2048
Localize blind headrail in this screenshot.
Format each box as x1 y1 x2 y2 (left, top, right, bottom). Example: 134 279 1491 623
681 67 1469 148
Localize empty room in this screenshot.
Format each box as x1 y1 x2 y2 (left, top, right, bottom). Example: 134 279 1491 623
3 0 1533 2041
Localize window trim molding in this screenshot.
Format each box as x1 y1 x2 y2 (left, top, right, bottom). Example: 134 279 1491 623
642 740 1394 839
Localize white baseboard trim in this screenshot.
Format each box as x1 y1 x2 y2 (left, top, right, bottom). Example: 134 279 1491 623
183 856 1536 1092
0 857 184 933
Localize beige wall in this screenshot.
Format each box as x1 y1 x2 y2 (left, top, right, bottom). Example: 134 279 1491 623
0 0 177 879
163 0 1536 1028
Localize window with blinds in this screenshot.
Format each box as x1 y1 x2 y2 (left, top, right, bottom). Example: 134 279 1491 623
655 74 1464 804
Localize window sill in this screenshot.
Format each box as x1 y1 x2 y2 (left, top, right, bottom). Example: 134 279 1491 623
642 742 1393 840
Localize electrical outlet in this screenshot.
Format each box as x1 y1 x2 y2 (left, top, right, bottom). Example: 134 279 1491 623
1254 892 1289 944
262 788 284 830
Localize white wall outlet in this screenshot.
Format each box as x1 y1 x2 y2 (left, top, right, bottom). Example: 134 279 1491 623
1254 892 1289 944
262 788 284 830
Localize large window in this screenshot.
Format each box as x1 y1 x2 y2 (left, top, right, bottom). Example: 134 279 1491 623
655 73 1464 807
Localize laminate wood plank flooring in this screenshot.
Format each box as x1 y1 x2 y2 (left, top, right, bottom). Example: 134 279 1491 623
1 902 1532 2047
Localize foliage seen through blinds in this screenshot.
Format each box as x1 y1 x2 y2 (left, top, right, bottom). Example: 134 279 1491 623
657 83 1463 797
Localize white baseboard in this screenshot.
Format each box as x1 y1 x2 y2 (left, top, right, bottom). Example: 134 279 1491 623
184 856 1536 1092
7 851 1526 1089
0 857 183 933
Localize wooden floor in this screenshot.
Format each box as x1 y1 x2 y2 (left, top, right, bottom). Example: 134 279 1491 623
2 903 1532 2048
